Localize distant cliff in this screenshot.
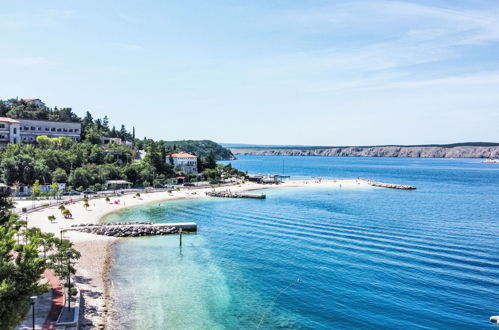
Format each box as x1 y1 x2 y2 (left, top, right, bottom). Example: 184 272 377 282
231 145 499 158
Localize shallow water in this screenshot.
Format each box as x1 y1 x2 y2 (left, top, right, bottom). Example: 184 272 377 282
106 156 499 329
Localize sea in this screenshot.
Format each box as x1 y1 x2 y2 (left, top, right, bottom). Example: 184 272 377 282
104 155 499 329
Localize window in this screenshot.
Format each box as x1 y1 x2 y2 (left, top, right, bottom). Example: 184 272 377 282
69 129 73 132
38 127 42 131
51 128 55 132
0 124 5 129
13 128 17 134
31 126 35 130
57 128 61 132
63 128 67 132
75 129 79 132
45 127 49 131
24 126 29 130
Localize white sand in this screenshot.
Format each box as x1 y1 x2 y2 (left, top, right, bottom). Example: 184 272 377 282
20 178 370 328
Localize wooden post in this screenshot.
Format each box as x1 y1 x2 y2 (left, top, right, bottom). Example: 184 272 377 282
179 228 182 247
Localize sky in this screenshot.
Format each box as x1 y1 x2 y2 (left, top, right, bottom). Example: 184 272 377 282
1 0 498 146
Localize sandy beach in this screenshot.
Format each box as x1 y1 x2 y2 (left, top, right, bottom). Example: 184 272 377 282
19 178 369 329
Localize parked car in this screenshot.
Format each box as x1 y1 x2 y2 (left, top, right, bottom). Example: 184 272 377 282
82 189 96 194
183 183 195 187
64 191 81 196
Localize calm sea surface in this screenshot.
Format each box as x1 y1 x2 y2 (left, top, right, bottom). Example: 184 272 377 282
105 156 499 329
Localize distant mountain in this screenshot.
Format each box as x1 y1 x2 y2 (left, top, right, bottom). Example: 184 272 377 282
228 142 499 158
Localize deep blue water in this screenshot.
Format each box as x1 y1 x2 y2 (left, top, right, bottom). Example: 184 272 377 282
107 156 499 329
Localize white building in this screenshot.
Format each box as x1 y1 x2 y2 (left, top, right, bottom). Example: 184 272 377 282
0 117 81 146
0 117 21 144
100 137 133 147
169 152 198 174
23 99 46 107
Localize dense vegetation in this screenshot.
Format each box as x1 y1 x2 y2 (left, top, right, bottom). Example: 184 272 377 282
164 140 235 160
0 98 239 190
0 189 80 329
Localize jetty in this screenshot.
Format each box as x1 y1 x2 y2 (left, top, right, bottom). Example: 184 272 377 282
206 191 266 199
68 221 197 237
366 180 416 190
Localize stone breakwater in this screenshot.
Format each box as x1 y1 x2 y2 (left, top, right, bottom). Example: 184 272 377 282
366 180 416 190
69 222 196 237
206 191 266 199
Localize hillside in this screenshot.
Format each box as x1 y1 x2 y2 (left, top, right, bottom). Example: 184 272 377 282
231 143 499 158
165 140 235 160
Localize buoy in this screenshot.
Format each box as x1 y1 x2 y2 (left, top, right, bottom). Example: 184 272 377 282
490 315 499 324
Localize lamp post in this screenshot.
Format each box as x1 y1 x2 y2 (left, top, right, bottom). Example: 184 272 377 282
25 214 28 244
67 257 71 311
30 296 37 330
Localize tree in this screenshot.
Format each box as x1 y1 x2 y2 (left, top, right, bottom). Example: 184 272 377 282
31 180 41 197
48 215 56 223
68 167 93 189
52 168 68 183
49 182 58 198
204 151 217 169
0 191 47 329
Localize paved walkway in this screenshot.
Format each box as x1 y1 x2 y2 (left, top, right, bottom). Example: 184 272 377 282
15 270 64 330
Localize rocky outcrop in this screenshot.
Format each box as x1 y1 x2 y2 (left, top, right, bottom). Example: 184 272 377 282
231 146 499 158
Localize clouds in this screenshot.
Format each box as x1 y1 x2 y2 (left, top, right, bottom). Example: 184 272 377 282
0 0 498 144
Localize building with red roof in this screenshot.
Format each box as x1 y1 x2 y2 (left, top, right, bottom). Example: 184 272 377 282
169 152 198 174
22 98 45 107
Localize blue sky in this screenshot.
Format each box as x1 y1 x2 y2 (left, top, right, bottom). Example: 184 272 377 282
1 0 498 145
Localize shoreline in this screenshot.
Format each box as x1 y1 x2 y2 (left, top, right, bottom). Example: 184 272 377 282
21 179 371 328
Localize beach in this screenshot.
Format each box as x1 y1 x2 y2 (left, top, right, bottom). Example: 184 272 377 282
19 179 369 328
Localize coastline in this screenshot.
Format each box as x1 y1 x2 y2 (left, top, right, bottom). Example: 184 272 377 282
20 179 370 328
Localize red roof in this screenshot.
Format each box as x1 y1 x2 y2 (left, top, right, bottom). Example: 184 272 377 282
170 152 197 158
23 98 41 102
0 117 20 124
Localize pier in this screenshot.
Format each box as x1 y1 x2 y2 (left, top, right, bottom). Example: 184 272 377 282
206 191 266 199
365 180 416 190
68 221 197 237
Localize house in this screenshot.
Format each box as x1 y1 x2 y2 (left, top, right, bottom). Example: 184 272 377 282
0 117 81 147
169 152 198 174
12 183 66 196
100 137 133 147
23 99 46 107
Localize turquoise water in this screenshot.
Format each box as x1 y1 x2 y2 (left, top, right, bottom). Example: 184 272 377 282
106 156 499 329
